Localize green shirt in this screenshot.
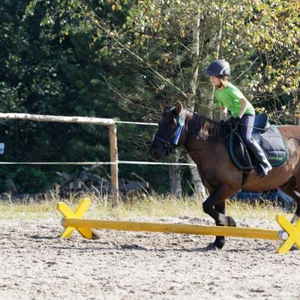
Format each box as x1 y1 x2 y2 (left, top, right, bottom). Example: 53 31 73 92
215 83 255 117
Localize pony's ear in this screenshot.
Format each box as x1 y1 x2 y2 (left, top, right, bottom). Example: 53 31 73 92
175 101 183 115
159 102 167 113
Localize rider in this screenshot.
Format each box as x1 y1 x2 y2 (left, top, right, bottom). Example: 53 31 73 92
204 59 272 178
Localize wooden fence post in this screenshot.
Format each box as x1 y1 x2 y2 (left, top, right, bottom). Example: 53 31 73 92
0 113 119 204
109 124 119 206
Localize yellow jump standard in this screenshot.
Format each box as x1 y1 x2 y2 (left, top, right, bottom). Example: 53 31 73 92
57 198 300 254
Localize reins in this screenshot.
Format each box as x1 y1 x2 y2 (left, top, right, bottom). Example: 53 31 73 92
183 126 237 155
154 108 264 156
185 121 265 155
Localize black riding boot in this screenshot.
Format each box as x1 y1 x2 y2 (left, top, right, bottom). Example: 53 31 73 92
248 141 273 177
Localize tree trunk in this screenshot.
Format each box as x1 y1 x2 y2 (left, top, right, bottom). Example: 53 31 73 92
296 91 300 125
185 12 208 201
169 149 182 199
208 19 223 118
185 154 207 201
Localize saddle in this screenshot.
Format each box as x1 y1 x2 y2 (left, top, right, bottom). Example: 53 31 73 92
228 114 287 172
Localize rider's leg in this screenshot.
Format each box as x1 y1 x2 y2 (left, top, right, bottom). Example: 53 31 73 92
240 114 272 178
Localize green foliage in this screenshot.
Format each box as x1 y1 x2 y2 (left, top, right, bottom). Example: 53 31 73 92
0 0 299 195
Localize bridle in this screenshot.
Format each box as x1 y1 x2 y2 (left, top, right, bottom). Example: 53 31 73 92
153 115 185 154
153 135 176 154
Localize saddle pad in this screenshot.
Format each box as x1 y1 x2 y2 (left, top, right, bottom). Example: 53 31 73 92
260 126 287 166
229 125 287 170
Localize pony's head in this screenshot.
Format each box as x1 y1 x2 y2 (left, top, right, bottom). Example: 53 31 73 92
150 101 186 161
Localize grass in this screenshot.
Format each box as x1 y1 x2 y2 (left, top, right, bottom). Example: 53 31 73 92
0 192 294 221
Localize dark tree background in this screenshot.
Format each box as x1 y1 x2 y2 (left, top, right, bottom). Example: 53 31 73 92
0 0 298 194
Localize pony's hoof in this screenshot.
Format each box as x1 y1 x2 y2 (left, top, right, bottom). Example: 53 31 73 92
212 236 225 249
227 216 237 227
205 243 220 251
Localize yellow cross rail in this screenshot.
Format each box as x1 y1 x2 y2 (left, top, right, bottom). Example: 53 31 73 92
57 198 300 254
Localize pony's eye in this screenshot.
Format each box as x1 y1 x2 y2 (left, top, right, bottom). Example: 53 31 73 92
168 124 176 130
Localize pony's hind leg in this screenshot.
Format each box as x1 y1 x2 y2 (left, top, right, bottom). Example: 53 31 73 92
291 191 300 223
280 178 300 224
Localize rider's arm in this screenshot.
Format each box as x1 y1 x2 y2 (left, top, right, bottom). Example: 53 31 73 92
220 106 228 120
238 98 249 119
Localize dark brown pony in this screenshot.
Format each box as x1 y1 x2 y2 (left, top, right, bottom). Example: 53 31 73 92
150 101 300 249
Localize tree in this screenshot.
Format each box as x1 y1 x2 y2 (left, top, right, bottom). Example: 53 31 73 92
3 0 298 195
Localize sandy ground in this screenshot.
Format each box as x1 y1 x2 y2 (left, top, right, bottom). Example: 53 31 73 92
1 216 300 300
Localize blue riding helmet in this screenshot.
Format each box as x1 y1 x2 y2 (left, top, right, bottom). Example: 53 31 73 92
204 59 231 76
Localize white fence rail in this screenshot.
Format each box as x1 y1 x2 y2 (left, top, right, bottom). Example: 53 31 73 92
0 113 196 205
0 113 119 205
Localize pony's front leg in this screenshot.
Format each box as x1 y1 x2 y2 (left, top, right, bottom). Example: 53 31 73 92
212 202 236 249
202 188 237 249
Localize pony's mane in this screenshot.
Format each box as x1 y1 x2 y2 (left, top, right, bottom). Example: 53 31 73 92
186 111 228 142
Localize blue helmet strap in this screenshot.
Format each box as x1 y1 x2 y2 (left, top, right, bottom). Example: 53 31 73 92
173 116 184 145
